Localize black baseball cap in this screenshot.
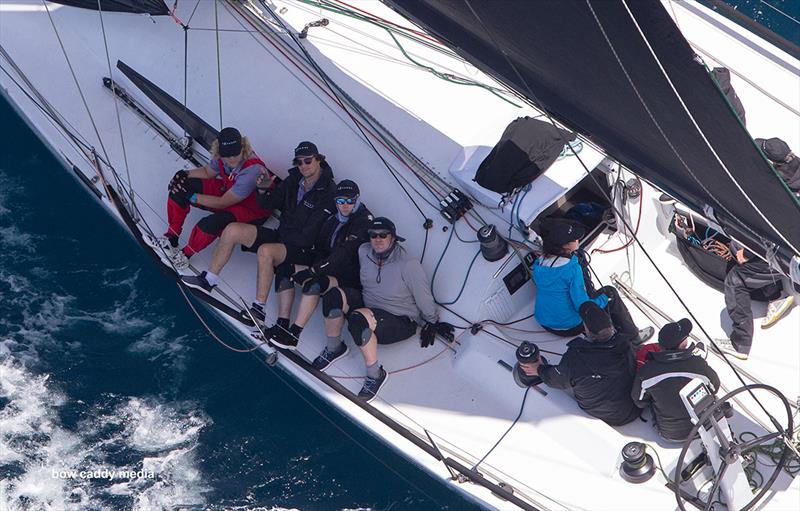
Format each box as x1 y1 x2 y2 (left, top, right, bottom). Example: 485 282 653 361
218 127 242 157
540 218 586 246
658 318 693 350
368 217 405 242
336 179 360 199
579 301 612 335
294 141 318 158
755 137 791 163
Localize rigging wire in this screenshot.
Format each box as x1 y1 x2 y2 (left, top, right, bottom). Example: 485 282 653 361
385 29 521 108
256 1 432 223
587 0 796 426
180 284 447 509
459 0 792 443
214 0 224 129
617 0 800 253
42 1 112 166
96 0 137 215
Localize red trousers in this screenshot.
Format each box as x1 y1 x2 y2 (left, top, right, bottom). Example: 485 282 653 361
166 178 270 257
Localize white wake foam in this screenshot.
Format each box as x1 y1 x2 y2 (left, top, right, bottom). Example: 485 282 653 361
0 350 92 510
0 347 213 510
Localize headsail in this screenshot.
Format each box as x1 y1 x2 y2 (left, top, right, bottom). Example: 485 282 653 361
383 0 800 266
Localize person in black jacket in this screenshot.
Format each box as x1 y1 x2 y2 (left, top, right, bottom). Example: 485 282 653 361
632 319 720 442
268 180 373 350
520 302 640 426
182 141 336 334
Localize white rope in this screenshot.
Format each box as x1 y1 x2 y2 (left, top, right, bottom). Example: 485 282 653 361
618 0 800 256
96 0 137 213
214 0 223 129
42 0 112 164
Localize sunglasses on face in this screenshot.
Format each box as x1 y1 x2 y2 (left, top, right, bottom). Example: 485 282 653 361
369 231 391 239
335 197 357 205
293 156 315 166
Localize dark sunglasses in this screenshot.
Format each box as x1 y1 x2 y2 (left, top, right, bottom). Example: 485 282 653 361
335 197 357 205
293 156 315 166
369 231 391 239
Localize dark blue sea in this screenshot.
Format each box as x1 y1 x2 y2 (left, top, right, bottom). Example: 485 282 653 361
0 2 796 510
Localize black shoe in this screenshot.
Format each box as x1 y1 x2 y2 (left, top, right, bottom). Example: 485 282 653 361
261 323 279 340
249 303 266 324
270 326 298 350
312 343 349 371
632 326 655 346
358 367 388 403
181 271 215 293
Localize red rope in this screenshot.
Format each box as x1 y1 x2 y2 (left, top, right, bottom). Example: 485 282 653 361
327 345 452 379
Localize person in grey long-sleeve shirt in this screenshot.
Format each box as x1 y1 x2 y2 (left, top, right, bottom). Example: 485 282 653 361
358 241 438 324
311 217 454 403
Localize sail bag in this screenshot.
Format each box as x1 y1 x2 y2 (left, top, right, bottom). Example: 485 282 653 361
474 117 574 194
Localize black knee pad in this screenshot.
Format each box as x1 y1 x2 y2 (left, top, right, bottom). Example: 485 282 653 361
347 311 373 347
274 262 295 292
196 210 237 235
321 288 343 318
303 275 331 296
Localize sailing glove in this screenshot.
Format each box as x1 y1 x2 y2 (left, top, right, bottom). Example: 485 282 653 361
420 321 455 348
169 170 189 193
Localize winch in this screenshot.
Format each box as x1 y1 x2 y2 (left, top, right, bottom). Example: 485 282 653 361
512 341 545 388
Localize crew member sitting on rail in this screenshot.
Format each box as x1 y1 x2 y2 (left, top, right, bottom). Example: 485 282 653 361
267 180 373 351
714 240 795 360
532 217 654 344
521 302 640 426
632 319 720 442
156 127 276 271
342 217 454 402
181 141 336 339
754 137 799 196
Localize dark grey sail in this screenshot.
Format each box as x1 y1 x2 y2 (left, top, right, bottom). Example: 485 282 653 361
383 0 800 269
50 1 168 15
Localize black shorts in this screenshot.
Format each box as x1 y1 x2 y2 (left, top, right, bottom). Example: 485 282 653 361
339 286 364 312
243 226 314 266
242 226 279 252
369 308 418 345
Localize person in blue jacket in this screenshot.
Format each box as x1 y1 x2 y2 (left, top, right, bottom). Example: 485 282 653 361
533 218 653 344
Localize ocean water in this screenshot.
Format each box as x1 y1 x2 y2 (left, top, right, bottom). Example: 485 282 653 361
1 2 796 510
0 84 474 511
702 0 800 44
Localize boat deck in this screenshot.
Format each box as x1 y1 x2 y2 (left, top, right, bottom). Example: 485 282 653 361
1 1 797 509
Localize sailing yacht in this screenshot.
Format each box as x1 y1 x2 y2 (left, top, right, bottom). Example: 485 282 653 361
1 1 798 509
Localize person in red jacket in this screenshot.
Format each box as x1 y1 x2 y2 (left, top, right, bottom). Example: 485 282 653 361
153 127 275 271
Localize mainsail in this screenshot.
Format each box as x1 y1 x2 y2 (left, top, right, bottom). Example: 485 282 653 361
49 0 169 15
383 0 800 268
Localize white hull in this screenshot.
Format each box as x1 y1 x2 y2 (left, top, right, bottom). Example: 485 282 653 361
1 1 798 509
